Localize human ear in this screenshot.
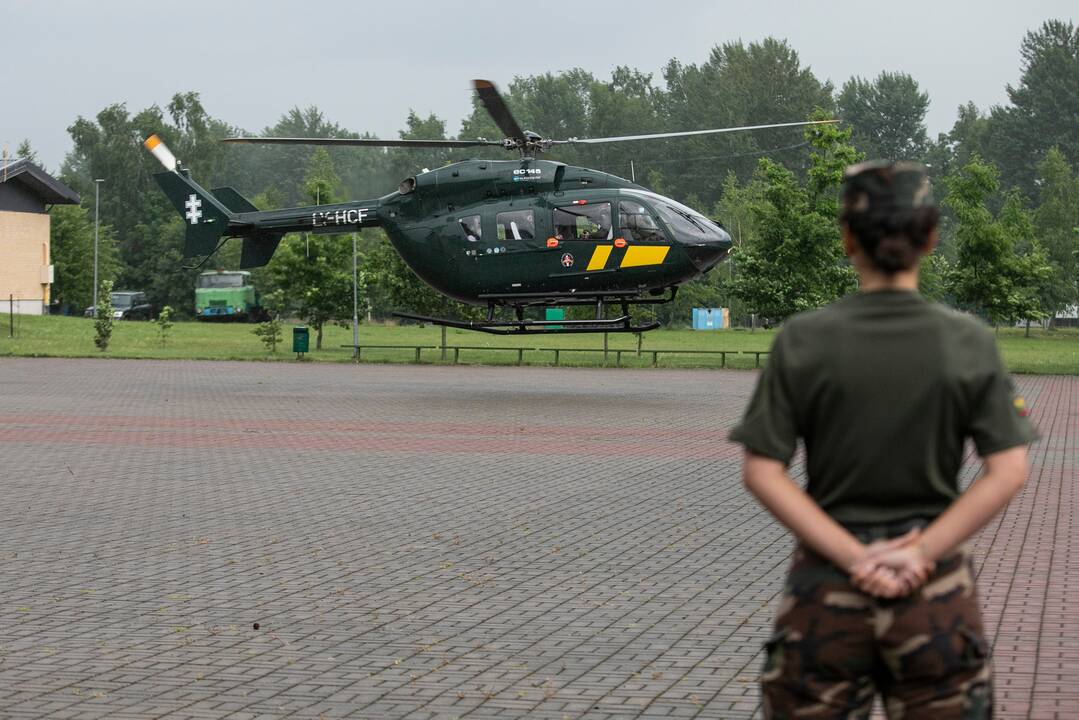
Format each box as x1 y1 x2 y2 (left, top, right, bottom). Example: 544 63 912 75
841 224 857 258
922 227 939 256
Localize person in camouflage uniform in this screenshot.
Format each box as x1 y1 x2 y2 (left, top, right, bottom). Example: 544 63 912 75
731 161 1037 718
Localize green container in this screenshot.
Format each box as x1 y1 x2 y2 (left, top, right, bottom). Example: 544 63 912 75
292 326 309 354
545 308 564 330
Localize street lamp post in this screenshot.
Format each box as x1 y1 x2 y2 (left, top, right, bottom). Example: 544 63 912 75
92 179 104 316
352 233 359 359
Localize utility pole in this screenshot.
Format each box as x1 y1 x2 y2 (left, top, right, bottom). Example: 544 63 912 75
352 233 359 359
92 179 104 316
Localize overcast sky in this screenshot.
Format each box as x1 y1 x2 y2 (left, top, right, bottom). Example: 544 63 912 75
2 0 1074 171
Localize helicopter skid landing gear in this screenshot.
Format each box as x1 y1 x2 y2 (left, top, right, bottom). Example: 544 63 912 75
393 288 675 335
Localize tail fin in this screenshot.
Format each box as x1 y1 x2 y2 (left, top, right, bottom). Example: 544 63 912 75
154 171 233 257
211 186 259 213
145 134 233 257
240 233 283 269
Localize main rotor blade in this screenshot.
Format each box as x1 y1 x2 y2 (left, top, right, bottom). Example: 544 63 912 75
473 79 526 142
554 119 839 145
223 136 503 148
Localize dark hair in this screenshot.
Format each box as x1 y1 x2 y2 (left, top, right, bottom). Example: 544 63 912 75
839 161 940 275
841 204 939 274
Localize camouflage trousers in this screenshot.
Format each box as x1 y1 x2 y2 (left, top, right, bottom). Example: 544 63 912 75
761 529 992 719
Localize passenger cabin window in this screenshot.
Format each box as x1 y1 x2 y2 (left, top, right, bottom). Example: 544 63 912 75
553 202 613 241
618 201 666 242
459 215 481 242
496 209 535 241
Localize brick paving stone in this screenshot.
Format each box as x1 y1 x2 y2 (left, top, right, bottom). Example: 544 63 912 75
0 359 1073 719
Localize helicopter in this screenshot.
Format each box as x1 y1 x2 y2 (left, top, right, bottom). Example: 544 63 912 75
145 79 835 334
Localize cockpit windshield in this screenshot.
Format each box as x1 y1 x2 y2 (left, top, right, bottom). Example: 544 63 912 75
626 191 728 243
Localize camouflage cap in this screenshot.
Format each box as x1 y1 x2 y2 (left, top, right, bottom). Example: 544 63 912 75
841 160 935 216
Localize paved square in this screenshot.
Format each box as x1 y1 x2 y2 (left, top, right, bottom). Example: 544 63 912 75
0 359 1073 719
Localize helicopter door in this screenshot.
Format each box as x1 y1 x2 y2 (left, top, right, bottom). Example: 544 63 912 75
551 201 614 277
450 206 538 295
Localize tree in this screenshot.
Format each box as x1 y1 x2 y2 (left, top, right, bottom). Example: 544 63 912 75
267 236 351 350
61 93 239 318
1033 148 1079 318
239 105 368 207
726 117 859 321
923 102 992 197
655 39 835 206
94 280 114 351
986 19 1079 196
943 157 1052 325
998 190 1056 330
264 150 351 350
252 290 285 353
384 111 456 188
918 252 951 303
49 204 121 313
15 139 38 166
838 71 930 161
302 147 342 206
156 306 174 347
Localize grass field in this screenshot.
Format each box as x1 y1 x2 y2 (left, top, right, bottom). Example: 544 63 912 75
1 313 1077 374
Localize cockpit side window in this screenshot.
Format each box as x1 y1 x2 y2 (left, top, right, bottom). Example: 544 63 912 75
459 215 481 242
553 202 613 241
496 209 535 241
618 201 666 242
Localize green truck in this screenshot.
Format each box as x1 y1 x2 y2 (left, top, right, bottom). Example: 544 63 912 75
195 271 265 321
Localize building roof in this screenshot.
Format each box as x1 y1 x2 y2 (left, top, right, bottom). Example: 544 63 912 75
0 159 80 205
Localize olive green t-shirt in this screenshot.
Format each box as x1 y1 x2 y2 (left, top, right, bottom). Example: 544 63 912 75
729 290 1038 524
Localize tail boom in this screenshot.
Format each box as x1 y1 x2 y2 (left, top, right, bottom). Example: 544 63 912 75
144 133 382 268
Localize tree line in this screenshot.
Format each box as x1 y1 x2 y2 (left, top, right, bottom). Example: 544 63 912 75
30 19 1079 334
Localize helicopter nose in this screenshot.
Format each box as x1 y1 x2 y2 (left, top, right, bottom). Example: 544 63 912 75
683 226 733 272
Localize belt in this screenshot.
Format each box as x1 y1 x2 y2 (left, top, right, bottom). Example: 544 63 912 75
840 516 933 543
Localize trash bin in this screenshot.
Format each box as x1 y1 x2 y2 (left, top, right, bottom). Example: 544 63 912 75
292 326 309 355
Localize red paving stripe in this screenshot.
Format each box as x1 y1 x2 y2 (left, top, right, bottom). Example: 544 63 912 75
0 425 741 460
0 413 730 442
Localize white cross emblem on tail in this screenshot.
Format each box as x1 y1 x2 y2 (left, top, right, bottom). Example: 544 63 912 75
184 194 202 225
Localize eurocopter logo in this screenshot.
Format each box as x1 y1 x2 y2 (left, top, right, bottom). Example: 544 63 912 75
184 194 202 225
513 168 542 183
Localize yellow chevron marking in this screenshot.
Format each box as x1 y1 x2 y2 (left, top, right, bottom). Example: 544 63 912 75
586 245 613 271
620 245 669 268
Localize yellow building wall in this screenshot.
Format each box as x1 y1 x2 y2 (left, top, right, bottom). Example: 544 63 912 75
0 210 51 313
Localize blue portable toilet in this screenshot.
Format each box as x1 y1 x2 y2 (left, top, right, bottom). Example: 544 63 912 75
692 307 726 330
